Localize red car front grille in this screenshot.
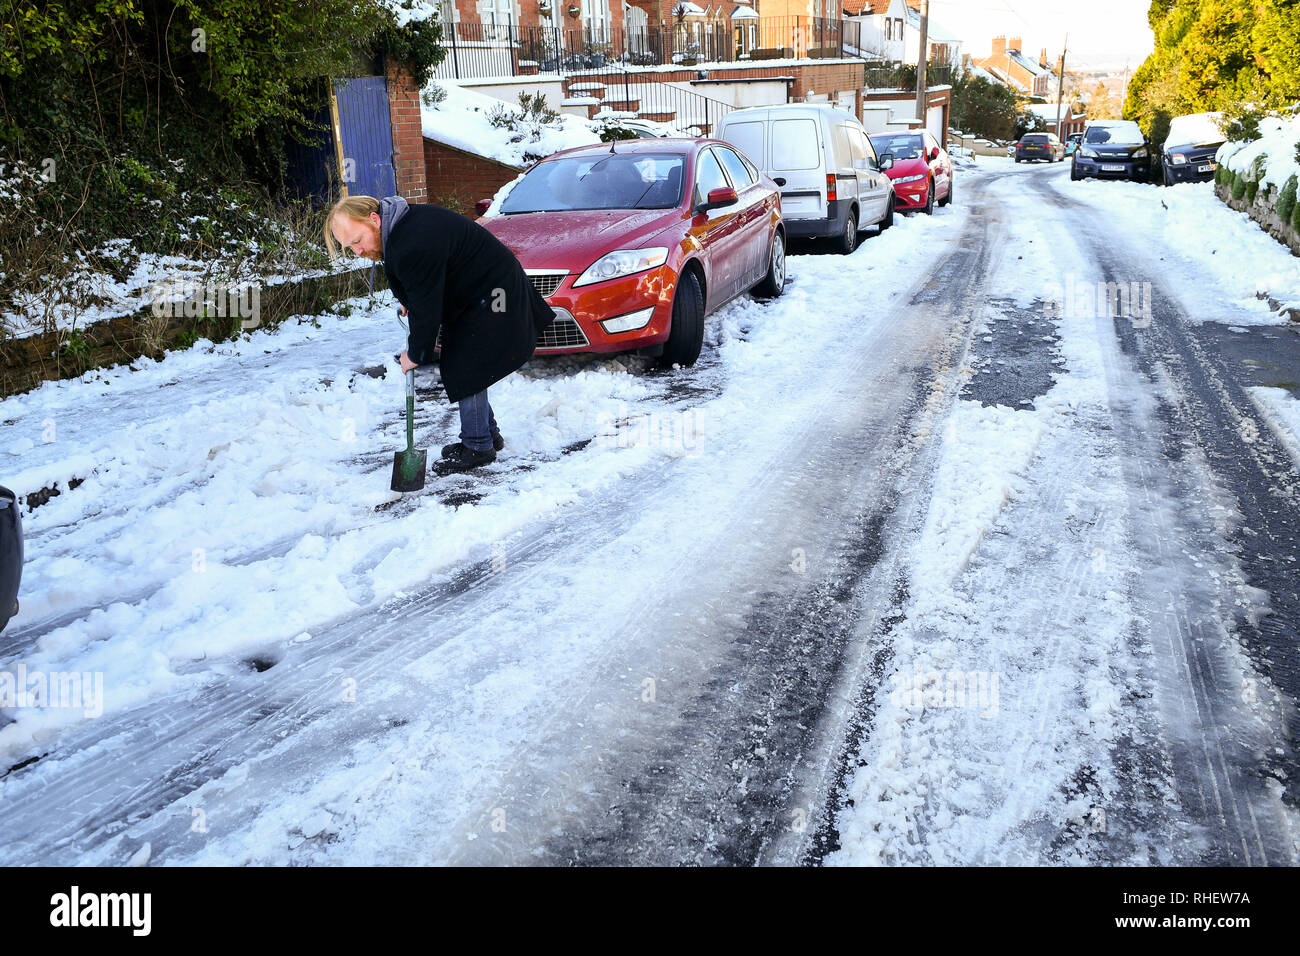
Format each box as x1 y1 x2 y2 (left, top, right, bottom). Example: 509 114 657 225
528 272 567 298
537 310 589 350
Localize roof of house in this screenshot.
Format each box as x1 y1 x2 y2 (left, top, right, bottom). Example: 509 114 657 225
984 64 1028 93
1027 102 1075 120
731 3 758 16
843 0 893 15
1007 49 1051 77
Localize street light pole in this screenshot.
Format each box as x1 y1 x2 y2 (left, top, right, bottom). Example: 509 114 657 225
1055 32 1068 137
914 0 929 129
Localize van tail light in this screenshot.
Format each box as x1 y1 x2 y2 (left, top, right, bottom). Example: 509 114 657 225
826 173 837 202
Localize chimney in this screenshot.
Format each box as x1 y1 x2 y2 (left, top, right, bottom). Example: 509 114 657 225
1040 47 1048 68
991 36 1006 58
1008 35 1022 53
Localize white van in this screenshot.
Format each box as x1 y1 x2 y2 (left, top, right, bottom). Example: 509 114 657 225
716 103 896 254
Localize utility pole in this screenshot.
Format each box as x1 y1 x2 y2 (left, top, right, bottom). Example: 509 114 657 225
914 0 929 130
1055 33 1068 137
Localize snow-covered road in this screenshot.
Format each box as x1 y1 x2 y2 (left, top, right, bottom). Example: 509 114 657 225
3 158 1299 865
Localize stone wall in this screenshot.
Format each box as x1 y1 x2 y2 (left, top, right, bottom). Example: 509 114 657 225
1216 180 1300 258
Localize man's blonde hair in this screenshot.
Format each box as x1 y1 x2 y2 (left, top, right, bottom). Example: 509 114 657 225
322 194 380 259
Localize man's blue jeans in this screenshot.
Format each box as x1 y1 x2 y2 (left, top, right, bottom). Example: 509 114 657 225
457 390 499 452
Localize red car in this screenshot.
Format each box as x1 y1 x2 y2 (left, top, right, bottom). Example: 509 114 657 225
868 131 954 214
474 138 785 367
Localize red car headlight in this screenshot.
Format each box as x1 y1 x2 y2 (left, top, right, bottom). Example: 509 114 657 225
573 247 669 288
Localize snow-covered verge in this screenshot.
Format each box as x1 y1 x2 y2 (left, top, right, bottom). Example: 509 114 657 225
0 207 963 783
0 157 360 343
1057 177 1300 324
1217 109 1300 191
421 81 600 168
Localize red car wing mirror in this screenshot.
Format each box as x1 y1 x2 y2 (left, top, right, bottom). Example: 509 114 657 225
700 186 739 212
474 198 492 216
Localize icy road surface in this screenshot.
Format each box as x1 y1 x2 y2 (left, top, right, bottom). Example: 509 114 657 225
2 159 1299 865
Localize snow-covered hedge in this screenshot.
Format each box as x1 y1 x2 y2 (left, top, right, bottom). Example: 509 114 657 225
1216 109 1300 250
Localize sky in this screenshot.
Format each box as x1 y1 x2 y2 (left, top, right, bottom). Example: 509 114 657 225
926 0 1156 71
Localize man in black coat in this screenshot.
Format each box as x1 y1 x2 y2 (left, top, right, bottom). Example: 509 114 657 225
326 195 555 474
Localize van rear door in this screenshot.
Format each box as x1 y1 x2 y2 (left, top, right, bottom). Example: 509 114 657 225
769 116 825 222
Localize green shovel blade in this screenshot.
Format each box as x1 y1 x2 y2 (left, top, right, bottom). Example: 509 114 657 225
390 368 426 492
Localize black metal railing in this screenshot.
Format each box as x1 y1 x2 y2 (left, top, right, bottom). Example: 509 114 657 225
433 17 857 80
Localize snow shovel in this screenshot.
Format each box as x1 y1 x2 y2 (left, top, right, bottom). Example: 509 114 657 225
390 369 427 492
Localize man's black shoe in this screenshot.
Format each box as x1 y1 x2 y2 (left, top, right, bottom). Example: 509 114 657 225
434 445 497 476
441 434 504 458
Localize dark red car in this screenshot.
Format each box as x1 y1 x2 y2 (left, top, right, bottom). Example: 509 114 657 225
869 131 954 214
475 138 785 367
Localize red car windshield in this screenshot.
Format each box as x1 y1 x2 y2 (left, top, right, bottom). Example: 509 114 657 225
870 134 925 160
500 153 686 214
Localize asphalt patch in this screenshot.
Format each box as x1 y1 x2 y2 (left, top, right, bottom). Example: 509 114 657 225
961 298 1064 409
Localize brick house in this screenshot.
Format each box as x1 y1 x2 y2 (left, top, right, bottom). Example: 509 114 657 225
974 36 1054 98
842 0 906 61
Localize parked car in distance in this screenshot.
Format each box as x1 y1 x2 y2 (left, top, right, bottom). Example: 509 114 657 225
1071 120 1151 182
1015 132 1065 163
1065 132 1083 156
869 130 954 214
1160 112 1225 185
476 138 785 368
0 485 21 635
716 103 895 255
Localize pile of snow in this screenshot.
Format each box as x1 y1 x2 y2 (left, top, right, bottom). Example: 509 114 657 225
380 0 440 27
420 82 600 168
1165 111 1225 150
1217 109 1300 190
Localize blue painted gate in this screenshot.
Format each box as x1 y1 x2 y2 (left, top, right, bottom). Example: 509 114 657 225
333 76 397 200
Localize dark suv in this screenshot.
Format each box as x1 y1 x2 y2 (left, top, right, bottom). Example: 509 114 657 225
1015 132 1064 163
1071 121 1151 182
1160 112 1225 185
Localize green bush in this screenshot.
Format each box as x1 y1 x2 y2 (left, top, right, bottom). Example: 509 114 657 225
1293 192 1300 232
1279 175 1299 224
1232 169 1248 200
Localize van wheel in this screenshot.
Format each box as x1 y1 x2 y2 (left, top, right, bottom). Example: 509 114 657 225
836 207 858 254
754 231 786 298
879 192 895 230
659 269 704 368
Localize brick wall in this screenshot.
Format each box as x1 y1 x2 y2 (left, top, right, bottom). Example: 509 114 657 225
387 63 428 201
423 137 523 217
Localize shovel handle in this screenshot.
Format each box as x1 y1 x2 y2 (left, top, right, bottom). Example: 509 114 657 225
405 368 416 452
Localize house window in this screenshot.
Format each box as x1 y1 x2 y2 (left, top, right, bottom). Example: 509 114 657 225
479 0 515 40
582 0 609 39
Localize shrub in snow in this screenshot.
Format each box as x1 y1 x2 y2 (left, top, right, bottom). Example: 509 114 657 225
488 92 562 144
1279 175 1298 224
422 82 447 108
1294 193 1300 233
1232 169 1248 201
